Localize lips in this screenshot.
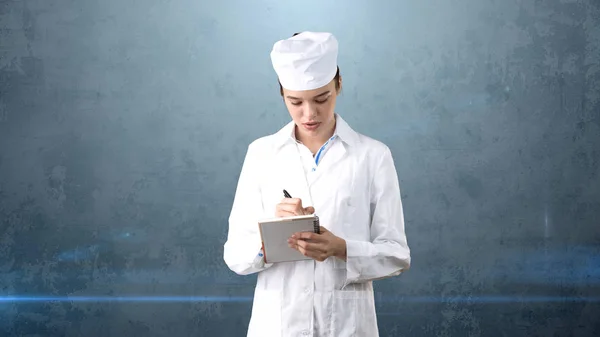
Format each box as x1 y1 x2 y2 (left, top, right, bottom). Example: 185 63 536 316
302 122 321 131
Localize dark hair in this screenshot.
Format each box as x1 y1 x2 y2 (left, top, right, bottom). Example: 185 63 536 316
278 32 342 96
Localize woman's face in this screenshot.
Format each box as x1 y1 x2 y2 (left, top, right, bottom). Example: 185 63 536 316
282 78 341 141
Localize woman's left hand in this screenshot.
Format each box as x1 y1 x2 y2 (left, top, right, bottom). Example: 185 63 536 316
288 226 347 262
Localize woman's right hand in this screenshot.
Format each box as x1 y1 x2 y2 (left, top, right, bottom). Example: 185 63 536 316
275 198 315 217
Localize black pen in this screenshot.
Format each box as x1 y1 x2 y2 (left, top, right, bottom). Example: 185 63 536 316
283 189 292 198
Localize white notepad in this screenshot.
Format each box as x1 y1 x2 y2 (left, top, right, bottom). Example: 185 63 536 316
258 214 320 263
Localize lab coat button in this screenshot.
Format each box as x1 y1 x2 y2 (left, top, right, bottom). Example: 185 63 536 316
304 288 311 294
301 330 310 336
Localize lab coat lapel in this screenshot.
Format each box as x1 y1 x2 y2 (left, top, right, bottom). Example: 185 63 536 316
275 143 314 207
309 140 348 185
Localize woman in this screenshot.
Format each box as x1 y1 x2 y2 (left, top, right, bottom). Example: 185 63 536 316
223 31 411 337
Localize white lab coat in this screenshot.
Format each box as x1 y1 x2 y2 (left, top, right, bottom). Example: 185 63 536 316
224 114 410 337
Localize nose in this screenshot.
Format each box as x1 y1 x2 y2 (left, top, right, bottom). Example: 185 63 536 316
303 102 317 118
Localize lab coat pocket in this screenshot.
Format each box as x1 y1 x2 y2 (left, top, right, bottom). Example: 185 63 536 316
331 290 358 336
332 290 376 337
247 289 281 337
335 178 355 210
334 183 356 228
336 172 371 242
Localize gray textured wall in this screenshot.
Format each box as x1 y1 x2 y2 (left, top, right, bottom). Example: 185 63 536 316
1 0 599 336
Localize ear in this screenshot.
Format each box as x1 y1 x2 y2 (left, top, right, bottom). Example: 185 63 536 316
337 75 343 93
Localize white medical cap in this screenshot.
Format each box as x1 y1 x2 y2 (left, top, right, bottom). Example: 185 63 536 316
270 31 339 91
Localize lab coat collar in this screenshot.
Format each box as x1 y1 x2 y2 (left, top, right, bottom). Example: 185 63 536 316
273 113 359 150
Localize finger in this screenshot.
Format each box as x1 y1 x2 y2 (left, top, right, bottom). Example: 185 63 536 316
275 209 296 217
288 237 314 248
276 203 296 211
295 240 327 253
288 237 328 258
280 198 303 206
276 203 303 215
288 238 328 261
296 245 328 262
276 209 296 217
291 231 322 241
304 206 315 214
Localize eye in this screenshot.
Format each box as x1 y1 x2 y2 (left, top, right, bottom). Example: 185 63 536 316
290 101 302 106
315 98 329 104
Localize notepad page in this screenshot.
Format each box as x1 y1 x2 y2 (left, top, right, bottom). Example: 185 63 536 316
259 217 316 263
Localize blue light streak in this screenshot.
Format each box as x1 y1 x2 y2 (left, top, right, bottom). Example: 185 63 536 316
0 296 252 303
377 295 600 304
0 295 598 304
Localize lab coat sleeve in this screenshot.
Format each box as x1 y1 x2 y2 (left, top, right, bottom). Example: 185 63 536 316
223 142 273 275
343 146 411 286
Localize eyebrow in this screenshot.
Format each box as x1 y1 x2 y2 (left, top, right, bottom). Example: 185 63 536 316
286 91 331 100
